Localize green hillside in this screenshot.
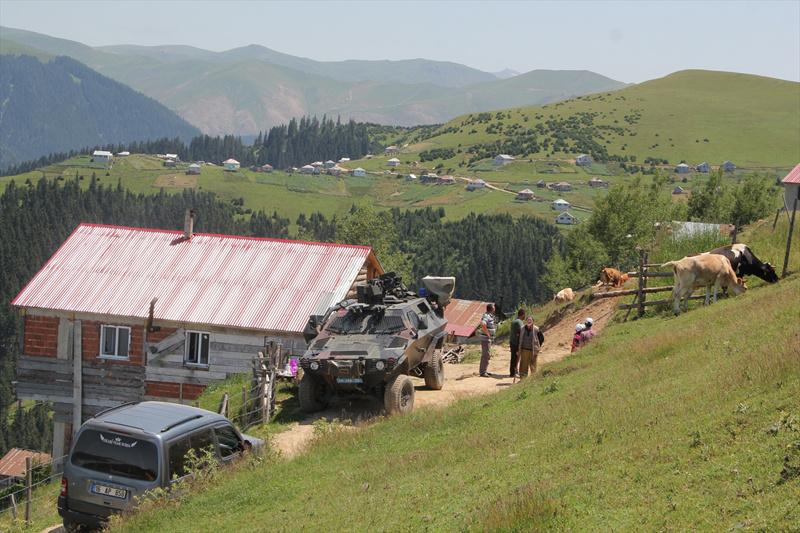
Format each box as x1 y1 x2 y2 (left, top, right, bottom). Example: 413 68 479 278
107 218 799 532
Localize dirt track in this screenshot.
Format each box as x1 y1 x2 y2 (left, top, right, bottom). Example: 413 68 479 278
271 291 621 458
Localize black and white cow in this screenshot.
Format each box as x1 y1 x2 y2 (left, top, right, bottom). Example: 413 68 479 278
706 244 779 283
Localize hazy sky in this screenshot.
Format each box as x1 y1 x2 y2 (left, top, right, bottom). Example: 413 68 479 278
2 0 798 84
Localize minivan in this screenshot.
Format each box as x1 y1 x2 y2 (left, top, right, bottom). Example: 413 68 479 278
58 401 261 531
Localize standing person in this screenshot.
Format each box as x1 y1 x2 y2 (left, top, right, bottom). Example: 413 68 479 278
479 303 496 377
509 308 526 378
580 317 596 345
517 316 544 377
571 323 584 353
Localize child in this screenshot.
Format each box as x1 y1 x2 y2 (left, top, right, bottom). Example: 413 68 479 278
571 323 584 353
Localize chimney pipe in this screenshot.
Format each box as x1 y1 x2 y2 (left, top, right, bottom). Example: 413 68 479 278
184 209 194 240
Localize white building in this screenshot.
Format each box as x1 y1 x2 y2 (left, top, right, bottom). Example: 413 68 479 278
494 154 515 166
387 158 401 167
466 179 486 191
552 199 571 211
557 211 578 224
352 167 366 178
92 150 113 163
675 163 691 174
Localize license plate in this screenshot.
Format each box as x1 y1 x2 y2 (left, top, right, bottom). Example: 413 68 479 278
91 483 128 499
336 378 363 383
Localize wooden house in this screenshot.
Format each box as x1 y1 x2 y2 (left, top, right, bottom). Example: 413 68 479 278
385 146 399 154
537 180 547 188
163 160 176 168
673 186 684 194
576 154 593 166
553 181 572 192
516 189 535 201
12 212 383 461
696 162 711 173
437 175 456 185
589 177 604 187
722 161 735 172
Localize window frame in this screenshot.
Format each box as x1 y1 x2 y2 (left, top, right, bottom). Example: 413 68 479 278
184 331 211 367
99 324 131 360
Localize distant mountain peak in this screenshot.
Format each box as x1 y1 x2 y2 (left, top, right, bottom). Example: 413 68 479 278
493 68 521 79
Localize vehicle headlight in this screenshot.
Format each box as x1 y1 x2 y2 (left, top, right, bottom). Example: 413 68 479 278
310 361 319 370
375 361 385 371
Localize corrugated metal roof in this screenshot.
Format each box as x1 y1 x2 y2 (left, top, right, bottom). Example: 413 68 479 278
781 163 800 184
444 298 491 338
0 449 51 478
13 224 377 334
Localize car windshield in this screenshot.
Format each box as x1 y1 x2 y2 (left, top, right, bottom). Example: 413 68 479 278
71 429 159 481
324 310 407 335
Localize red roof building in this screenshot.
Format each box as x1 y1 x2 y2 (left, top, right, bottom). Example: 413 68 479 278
13 219 383 461
781 163 800 210
0 449 51 488
444 298 493 340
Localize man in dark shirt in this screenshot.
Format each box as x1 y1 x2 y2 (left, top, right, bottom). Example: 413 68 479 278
509 308 525 378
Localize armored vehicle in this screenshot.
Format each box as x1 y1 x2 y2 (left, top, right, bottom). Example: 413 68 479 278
298 273 454 414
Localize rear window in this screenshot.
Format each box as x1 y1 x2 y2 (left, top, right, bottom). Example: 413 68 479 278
71 429 158 481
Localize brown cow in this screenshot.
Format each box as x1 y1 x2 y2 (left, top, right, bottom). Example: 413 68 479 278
662 254 747 315
600 268 629 288
553 288 575 303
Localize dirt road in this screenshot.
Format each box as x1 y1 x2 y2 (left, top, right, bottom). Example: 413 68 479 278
272 292 620 458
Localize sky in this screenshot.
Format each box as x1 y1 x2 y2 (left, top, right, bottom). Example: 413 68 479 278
1 0 798 84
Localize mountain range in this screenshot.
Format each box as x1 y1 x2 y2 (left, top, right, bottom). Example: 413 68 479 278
0 26 629 138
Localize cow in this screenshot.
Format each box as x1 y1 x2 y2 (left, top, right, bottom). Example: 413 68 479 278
662 254 747 315
706 244 779 283
600 268 629 288
553 288 575 303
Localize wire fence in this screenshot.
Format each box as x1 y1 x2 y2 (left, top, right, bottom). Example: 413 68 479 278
0 453 66 530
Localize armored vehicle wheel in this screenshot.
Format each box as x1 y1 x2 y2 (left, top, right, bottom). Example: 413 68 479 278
384 375 415 414
423 350 444 390
299 373 330 413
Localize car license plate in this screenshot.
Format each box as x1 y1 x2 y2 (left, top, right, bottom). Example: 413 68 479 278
336 378 363 383
91 483 127 499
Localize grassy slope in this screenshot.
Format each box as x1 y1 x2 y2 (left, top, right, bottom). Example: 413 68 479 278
113 218 799 533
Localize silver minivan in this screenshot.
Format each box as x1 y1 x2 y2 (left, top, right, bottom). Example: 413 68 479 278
58 401 261 531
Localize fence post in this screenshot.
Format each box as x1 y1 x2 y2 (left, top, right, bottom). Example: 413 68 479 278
782 198 798 278
241 385 247 423
730 221 739 245
25 456 32 524
637 251 645 318
10 493 17 519
773 208 781 229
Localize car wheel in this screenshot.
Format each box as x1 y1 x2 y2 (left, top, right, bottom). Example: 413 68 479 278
299 373 330 413
384 375 415 414
423 350 445 390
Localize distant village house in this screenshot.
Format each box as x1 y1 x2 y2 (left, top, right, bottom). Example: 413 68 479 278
92 150 113 163
557 211 578 225
494 154 515 166
352 167 366 177
696 162 711 173
576 154 593 166
552 198 571 211
466 179 486 191
188 164 201 175
516 189 535 201
387 158 401 167
223 159 240 170
675 163 691 174
722 161 735 172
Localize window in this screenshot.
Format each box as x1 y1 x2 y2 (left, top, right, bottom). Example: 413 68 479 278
185 331 210 366
100 325 130 358
215 426 244 459
168 430 215 480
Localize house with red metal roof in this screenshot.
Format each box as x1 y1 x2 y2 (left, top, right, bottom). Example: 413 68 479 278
781 162 800 211
0 448 51 489
12 211 383 460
